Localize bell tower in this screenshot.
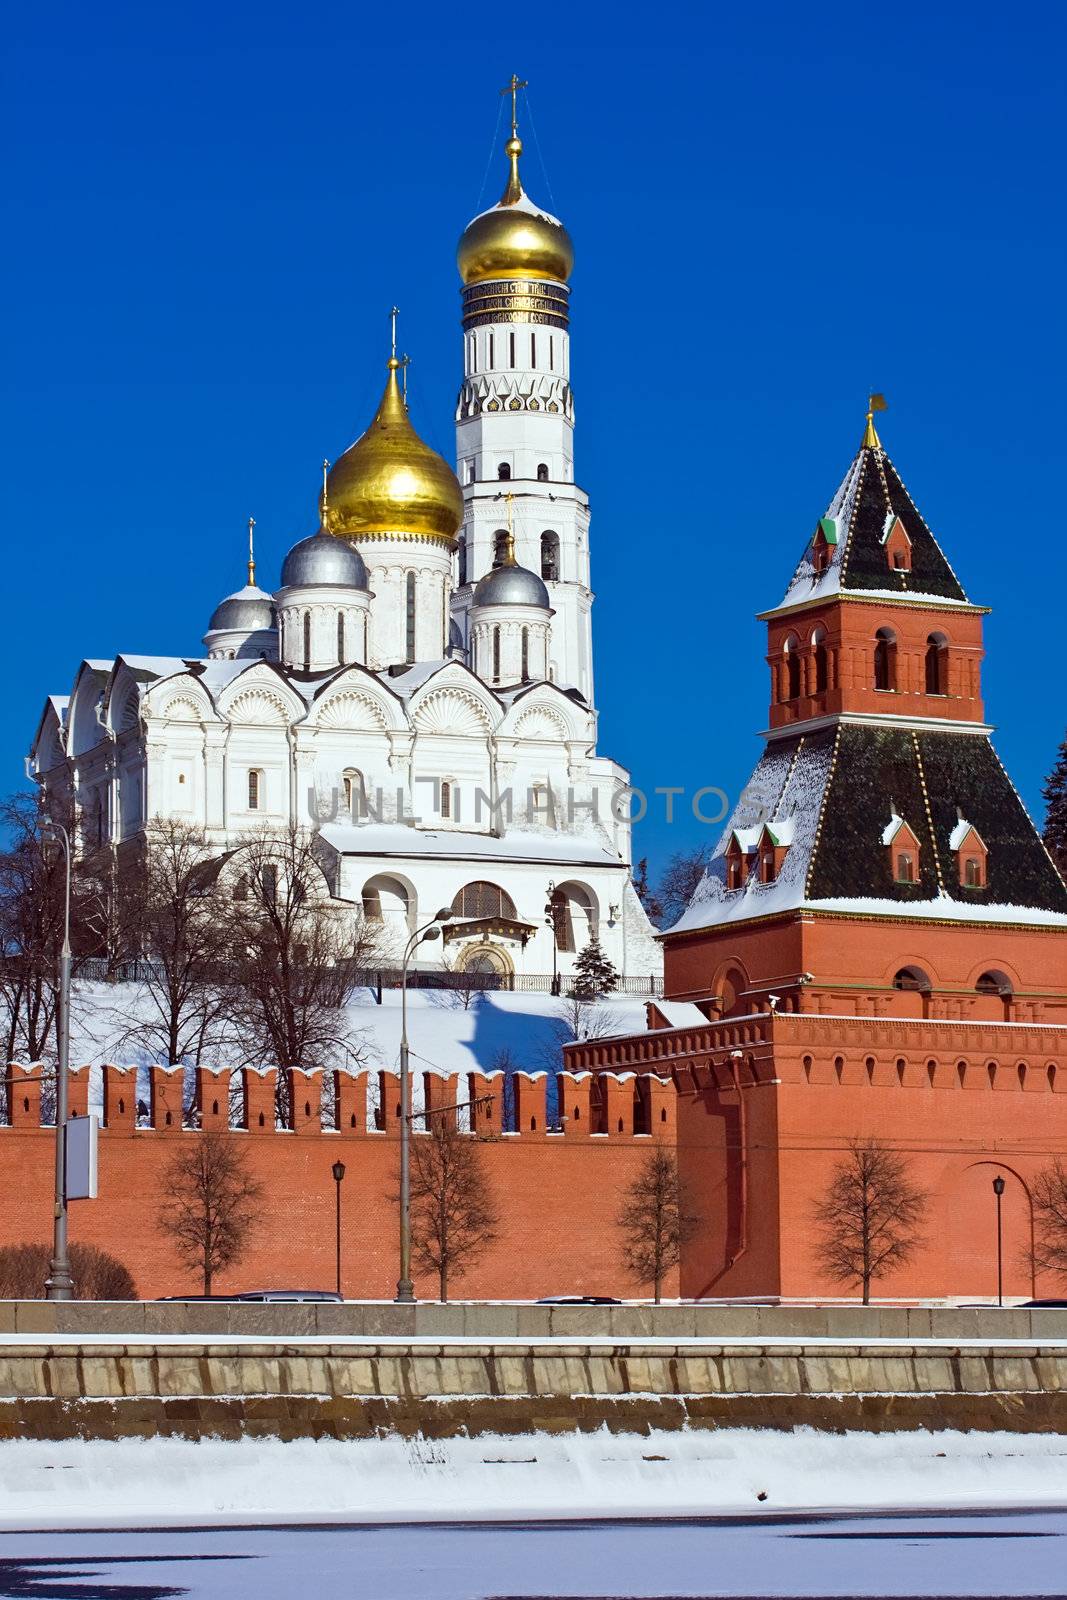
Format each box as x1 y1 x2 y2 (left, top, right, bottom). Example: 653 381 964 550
451 80 594 705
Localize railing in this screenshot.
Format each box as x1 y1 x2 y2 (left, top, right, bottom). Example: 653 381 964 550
74 957 662 998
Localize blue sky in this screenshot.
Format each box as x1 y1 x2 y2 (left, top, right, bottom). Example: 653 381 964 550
4 0 1065 877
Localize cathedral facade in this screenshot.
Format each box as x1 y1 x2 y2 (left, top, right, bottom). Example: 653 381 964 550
28 111 660 987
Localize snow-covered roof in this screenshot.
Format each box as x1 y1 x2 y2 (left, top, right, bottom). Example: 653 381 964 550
949 816 983 851
319 822 621 868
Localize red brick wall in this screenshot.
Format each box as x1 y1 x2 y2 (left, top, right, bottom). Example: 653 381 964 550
0 1066 676 1302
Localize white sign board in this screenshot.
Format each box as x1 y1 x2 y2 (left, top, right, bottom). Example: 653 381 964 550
65 1114 98 1200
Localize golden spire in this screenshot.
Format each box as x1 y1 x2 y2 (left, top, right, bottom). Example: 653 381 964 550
499 73 528 203
863 392 887 450
247 516 256 586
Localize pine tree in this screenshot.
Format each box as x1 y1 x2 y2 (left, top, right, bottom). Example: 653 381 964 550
571 933 619 1000
1043 732 1067 878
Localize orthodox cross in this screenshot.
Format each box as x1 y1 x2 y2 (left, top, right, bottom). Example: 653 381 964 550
500 74 528 138
247 516 256 586
321 458 330 515
505 490 516 561
390 305 400 360
400 352 410 403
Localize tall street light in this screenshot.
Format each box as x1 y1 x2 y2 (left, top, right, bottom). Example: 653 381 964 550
993 1174 1006 1307
396 908 455 1304
40 813 74 1301
544 881 560 996
331 1160 346 1299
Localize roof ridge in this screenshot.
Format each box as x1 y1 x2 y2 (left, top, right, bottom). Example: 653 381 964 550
879 450 971 604
836 449 870 590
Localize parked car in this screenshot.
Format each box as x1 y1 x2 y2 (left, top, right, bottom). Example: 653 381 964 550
535 1295 622 1306
233 1290 343 1303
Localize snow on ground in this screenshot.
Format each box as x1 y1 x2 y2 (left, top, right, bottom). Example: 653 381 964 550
3 1427 1067 1529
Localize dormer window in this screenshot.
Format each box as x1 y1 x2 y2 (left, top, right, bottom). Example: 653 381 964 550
950 815 988 888
756 820 793 884
883 811 921 885
760 849 775 884
882 513 912 574
811 517 837 576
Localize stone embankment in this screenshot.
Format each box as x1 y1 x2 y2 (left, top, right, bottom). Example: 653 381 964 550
2 1303 1066 1439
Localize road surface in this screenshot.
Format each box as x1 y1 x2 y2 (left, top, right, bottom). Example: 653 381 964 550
0 1509 1065 1598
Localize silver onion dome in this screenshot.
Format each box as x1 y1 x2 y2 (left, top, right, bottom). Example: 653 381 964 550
280 532 368 590
207 585 276 633
473 562 550 609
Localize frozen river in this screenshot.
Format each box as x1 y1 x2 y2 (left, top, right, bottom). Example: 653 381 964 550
1 1509 1065 1599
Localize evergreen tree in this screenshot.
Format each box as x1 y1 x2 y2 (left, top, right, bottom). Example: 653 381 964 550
1043 732 1067 877
571 933 619 1000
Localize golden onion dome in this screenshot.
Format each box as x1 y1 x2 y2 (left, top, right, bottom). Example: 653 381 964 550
322 358 463 546
457 136 574 286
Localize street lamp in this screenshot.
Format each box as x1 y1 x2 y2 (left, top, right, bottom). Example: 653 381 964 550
544 881 560 996
993 1175 1006 1307
331 1160 346 1299
396 907 455 1304
40 813 74 1301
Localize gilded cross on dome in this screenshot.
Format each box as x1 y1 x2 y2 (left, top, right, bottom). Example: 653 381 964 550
500 74 528 138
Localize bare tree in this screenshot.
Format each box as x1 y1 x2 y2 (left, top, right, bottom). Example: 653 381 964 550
1030 1159 1067 1282
617 1147 697 1303
0 791 109 1071
110 818 232 1067
632 858 663 924
225 827 383 1112
409 1118 499 1301
656 845 713 928
157 1132 264 1294
811 1138 928 1304
537 991 624 1075
0 1241 138 1300
428 951 493 1011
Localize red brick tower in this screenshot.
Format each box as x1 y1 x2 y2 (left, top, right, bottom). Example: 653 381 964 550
567 404 1067 1302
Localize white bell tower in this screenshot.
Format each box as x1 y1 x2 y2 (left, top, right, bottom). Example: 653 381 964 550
451 82 593 707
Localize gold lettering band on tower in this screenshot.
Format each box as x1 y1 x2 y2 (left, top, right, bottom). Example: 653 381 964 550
461 279 570 332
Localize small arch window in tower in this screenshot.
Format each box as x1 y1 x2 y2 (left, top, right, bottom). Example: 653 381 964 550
537 463 549 482
521 626 529 682
441 780 452 820
896 851 915 883
812 626 828 693
874 627 897 691
964 856 981 886
247 769 261 811
303 611 311 670
492 624 501 683
493 529 509 567
497 462 511 481
541 530 560 581
405 571 416 663
509 331 516 368
925 632 948 695
784 634 801 700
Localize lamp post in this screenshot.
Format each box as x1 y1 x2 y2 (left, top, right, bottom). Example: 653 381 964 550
544 881 560 996
331 1160 346 1298
396 908 455 1304
40 814 74 1301
993 1174 1006 1307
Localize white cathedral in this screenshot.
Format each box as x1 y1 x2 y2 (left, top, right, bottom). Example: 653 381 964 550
29 104 661 988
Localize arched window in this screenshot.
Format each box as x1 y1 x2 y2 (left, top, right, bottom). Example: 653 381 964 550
303 612 311 670
498 462 511 481
492 625 501 682
760 849 775 884
342 769 364 820
337 611 345 665
260 864 277 906
530 332 537 368
457 536 467 587
441 780 452 820
976 970 1012 998
521 627 529 681
493 529 509 567
874 627 896 691
925 632 948 695
451 881 518 920
405 572 416 663
784 635 801 700
537 463 549 482
247 769 261 810
964 856 982 887
812 627 828 693
895 851 915 883
893 966 931 993
509 331 516 368
550 887 574 952
540 530 560 581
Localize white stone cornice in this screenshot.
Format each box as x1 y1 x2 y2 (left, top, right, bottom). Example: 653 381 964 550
762 710 995 741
